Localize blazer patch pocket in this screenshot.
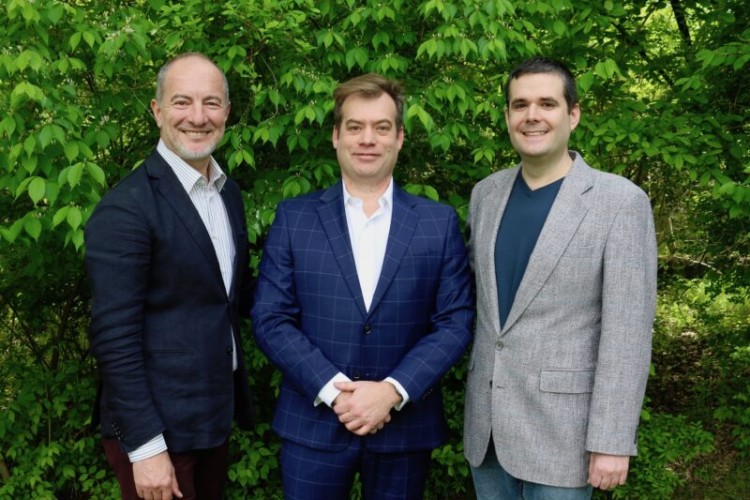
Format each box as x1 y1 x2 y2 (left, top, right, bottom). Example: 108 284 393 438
539 369 595 394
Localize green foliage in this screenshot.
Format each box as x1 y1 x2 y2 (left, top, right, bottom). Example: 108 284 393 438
1 0 748 497
0 357 117 498
651 276 750 463
608 413 715 499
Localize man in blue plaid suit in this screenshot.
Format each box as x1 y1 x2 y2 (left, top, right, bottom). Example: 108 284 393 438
252 73 474 499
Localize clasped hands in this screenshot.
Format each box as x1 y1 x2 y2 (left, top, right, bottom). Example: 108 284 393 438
332 380 402 436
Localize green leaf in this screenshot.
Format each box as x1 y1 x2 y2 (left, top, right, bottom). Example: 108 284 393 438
66 206 83 230
10 82 45 106
28 177 46 204
86 163 107 186
553 20 566 37
52 206 70 227
68 162 84 187
24 217 42 240
82 30 96 48
64 142 79 163
70 32 82 51
424 185 439 201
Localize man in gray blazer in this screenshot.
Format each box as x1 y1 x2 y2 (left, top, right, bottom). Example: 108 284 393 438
463 57 657 499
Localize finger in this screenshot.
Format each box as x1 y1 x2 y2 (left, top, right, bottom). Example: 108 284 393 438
172 472 183 498
334 381 357 392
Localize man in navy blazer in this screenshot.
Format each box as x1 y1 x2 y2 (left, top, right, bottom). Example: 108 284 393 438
252 73 474 499
85 53 253 500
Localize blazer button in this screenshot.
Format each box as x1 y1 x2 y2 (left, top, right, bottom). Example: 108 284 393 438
495 339 504 350
226 346 233 356
353 370 361 380
363 324 372 335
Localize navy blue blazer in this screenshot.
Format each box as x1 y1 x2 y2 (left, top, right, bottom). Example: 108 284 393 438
252 181 473 452
85 150 254 454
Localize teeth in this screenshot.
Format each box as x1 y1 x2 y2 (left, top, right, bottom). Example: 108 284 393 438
524 131 546 135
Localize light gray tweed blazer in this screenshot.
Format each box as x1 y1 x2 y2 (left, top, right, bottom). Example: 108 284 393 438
463 152 657 488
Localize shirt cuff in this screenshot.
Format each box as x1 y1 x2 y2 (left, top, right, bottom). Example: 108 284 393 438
127 434 168 463
315 372 352 407
384 377 409 411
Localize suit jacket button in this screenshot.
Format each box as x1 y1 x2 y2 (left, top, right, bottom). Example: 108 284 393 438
353 370 361 380
495 340 504 350
363 324 372 335
226 346 233 356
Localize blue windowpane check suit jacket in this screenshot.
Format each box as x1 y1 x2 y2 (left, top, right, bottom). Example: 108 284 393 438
252 180 474 453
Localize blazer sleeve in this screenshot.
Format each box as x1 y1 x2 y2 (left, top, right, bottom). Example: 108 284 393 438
85 186 166 451
585 188 657 455
251 202 341 399
387 208 474 401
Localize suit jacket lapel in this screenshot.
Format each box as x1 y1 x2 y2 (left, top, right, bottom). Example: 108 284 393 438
502 156 593 333
221 186 243 300
474 167 518 337
317 181 368 317
146 152 225 288
367 185 418 315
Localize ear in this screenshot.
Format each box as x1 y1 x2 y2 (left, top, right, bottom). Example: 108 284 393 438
569 103 581 131
332 126 339 149
150 99 163 127
396 126 404 151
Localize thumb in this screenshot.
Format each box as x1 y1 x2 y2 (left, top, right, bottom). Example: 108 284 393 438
334 381 357 392
171 470 183 498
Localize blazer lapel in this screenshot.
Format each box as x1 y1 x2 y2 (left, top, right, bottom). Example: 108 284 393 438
367 185 418 315
147 153 224 287
317 181 368 317
221 186 243 300
474 167 518 337
502 156 593 333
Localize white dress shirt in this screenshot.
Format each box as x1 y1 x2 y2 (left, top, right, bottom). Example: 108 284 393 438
315 180 409 410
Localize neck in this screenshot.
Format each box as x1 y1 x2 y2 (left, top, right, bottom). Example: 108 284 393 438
343 176 391 217
520 151 572 190
184 157 211 180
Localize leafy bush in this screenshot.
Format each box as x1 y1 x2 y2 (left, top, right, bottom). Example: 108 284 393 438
608 413 715 499
1 0 749 498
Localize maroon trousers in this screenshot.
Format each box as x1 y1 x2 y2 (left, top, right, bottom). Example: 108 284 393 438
102 438 229 500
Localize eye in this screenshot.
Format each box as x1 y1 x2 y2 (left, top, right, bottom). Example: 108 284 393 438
376 125 391 134
172 100 190 109
205 101 223 110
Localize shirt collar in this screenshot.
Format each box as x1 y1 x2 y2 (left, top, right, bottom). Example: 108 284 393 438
157 139 227 192
342 178 394 210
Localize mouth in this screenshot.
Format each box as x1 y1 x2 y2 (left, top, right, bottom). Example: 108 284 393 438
180 130 213 138
522 130 547 136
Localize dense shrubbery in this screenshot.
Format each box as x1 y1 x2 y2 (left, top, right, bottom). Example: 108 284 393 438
1 0 748 497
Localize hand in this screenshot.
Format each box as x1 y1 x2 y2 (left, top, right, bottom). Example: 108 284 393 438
588 452 629 490
332 381 401 436
133 452 183 499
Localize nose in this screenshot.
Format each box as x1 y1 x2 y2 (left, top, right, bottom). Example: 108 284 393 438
187 103 209 125
359 126 376 145
525 103 540 121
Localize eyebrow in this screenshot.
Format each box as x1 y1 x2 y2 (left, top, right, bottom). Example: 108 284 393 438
510 96 560 105
344 118 393 126
169 94 225 103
